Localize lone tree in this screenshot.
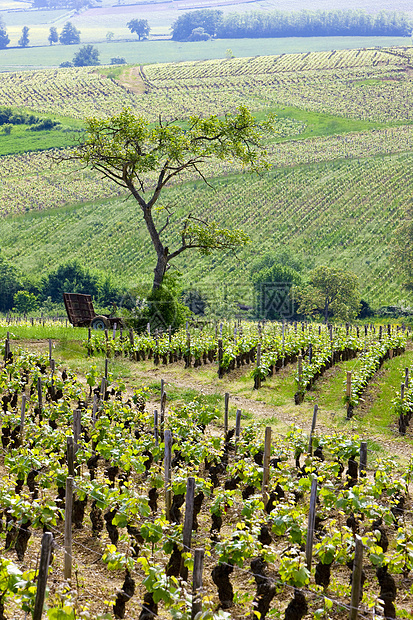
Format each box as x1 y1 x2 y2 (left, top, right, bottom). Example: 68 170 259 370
127 18 150 40
61 107 274 293
0 20 10 49
295 265 360 323
73 44 100 66
59 22 81 45
18 26 30 48
48 26 58 45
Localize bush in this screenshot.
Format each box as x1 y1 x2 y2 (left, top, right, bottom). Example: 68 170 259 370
60 61 73 68
13 291 39 314
110 57 126 65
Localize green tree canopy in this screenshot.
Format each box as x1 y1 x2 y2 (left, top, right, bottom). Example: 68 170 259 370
59 106 274 294
0 257 22 312
18 26 30 48
41 261 99 302
13 291 39 314
127 18 150 40
0 19 10 49
172 9 223 40
48 27 58 45
59 22 81 45
294 265 360 323
73 44 100 66
251 253 301 320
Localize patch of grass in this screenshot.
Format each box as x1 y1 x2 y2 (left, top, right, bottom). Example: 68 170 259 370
0 114 83 156
0 36 410 71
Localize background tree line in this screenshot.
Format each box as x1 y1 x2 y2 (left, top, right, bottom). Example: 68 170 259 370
172 9 412 41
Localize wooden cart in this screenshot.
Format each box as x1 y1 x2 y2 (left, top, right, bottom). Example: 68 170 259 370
63 293 123 330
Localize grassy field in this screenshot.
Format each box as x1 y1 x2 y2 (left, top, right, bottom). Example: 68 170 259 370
0 36 410 71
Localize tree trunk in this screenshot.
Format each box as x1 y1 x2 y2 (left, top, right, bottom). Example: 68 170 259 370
153 250 169 292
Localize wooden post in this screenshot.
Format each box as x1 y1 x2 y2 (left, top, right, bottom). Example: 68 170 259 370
112 323 117 339
91 394 98 428
67 436 74 477
224 393 229 435
73 410 81 454
180 477 195 579
262 427 272 505
298 355 303 391
164 430 172 522
308 343 312 365
346 371 352 418
359 442 367 478
64 476 73 582
349 535 364 620
37 377 43 418
192 549 205 620
305 477 318 570
154 409 159 447
235 409 241 446
100 377 106 401
33 532 54 620
160 381 166 431
218 339 223 376
255 342 262 389
308 405 318 455
104 358 109 380
20 394 27 443
401 383 405 401
405 367 409 389
48 338 52 362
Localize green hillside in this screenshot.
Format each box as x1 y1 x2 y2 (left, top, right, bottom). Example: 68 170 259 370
1 47 413 310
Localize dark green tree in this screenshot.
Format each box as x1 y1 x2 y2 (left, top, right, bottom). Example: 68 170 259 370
41 261 99 303
59 106 274 293
172 9 223 40
0 257 22 312
18 26 30 48
251 254 301 320
48 26 58 45
295 265 360 323
13 291 39 314
59 22 81 45
127 18 150 40
72 44 100 66
0 20 10 49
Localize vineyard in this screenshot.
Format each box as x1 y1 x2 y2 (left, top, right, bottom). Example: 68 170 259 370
1 320 413 619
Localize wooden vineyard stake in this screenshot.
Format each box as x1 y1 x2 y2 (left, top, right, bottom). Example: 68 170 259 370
48 338 52 362
305 477 318 570
164 430 172 522
254 343 262 389
359 442 367 478
234 409 242 450
20 393 27 443
405 367 409 389
88 328 91 354
73 410 81 455
4 334 9 364
180 477 195 579
346 372 352 419
349 535 364 620
112 323 117 339
161 380 166 431
218 339 223 377
64 476 73 582
154 409 159 447
100 377 106 401
67 436 75 477
91 394 98 428
105 358 109 380
192 549 205 620
262 427 272 505
33 532 54 620
308 405 318 455
297 355 303 397
224 393 229 435
308 343 312 365
37 377 43 420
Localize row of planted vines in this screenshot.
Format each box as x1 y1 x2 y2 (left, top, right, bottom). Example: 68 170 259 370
84 321 408 414
1 342 413 618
